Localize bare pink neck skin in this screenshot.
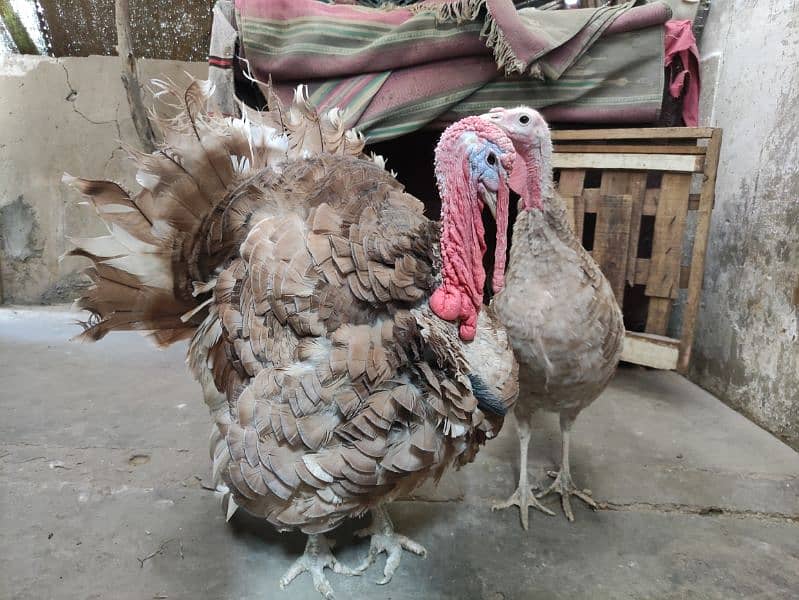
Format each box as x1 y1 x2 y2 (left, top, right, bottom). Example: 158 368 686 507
513 141 551 212
430 159 509 341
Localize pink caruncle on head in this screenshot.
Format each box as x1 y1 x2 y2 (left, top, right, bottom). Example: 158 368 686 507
481 106 552 212
429 116 515 341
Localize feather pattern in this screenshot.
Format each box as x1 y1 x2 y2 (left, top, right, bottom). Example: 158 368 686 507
68 78 518 534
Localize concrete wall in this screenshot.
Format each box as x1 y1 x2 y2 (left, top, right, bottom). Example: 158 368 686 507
690 0 799 449
37 0 212 60
0 55 206 303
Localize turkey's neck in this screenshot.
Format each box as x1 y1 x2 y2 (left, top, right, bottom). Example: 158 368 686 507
496 141 567 299
518 141 552 212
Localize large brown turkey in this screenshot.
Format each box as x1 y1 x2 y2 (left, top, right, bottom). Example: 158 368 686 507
65 80 519 597
482 106 625 527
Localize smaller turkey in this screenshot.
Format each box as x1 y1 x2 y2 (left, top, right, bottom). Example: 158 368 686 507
482 106 625 527
65 79 519 598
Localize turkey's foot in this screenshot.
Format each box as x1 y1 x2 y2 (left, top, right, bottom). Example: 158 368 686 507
492 484 555 530
280 534 358 600
354 506 427 585
537 469 597 522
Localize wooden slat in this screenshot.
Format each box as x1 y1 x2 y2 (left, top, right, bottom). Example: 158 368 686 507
557 170 586 241
634 259 691 288
592 195 633 305
646 173 692 299
562 195 576 231
643 189 658 215
678 129 723 373
621 331 679 370
554 144 706 155
582 188 599 212
624 173 648 286
553 153 703 173
572 189 700 216
642 190 702 215
552 127 715 141
645 298 672 335
645 173 693 334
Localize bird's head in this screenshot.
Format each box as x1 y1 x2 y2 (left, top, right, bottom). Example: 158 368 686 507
430 117 515 340
434 116 515 221
480 106 552 212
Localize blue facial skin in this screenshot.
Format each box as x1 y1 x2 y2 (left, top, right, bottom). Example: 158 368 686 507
467 140 505 191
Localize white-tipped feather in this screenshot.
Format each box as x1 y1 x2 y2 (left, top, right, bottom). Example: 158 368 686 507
103 255 172 289
98 203 137 214
135 170 161 191
67 235 128 258
108 224 161 254
225 495 238 522
302 455 336 483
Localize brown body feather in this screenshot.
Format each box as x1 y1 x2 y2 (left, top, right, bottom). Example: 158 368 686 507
67 81 518 533
495 194 624 418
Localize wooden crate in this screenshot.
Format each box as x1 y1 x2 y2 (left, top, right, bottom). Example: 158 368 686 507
551 127 722 373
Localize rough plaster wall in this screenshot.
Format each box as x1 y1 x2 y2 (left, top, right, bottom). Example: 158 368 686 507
691 0 799 449
39 0 213 60
0 55 206 303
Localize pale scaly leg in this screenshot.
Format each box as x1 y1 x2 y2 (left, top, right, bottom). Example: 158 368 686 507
537 411 597 522
492 414 555 530
354 505 427 585
280 534 358 600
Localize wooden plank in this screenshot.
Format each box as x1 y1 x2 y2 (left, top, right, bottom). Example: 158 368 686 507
645 173 693 334
562 195 576 232
599 171 631 196
554 144 706 155
624 173 648 286
634 259 691 288
643 190 701 215
592 195 633 305
646 173 692 299
646 297 673 335
552 153 703 173
552 127 715 141
678 129 723 373
643 189 658 215
582 188 600 212
556 170 586 241
621 331 679 370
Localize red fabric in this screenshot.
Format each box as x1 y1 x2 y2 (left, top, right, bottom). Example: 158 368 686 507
664 19 701 126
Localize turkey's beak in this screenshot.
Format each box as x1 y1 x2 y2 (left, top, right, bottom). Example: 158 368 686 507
479 184 497 219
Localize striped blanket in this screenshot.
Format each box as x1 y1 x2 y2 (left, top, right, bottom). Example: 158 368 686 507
225 0 673 142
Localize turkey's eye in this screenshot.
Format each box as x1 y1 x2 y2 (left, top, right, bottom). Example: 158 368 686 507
519 114 530 125
487 153 497 166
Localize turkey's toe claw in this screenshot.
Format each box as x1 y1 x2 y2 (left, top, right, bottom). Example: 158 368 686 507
537 469 597 521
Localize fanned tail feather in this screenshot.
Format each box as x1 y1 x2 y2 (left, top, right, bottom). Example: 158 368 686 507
66 76 379 345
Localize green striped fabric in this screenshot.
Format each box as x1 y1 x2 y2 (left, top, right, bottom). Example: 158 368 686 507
236 0 669 143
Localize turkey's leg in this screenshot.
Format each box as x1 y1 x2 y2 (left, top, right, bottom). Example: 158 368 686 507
491 413 555 530
279 534 358 600
537 411 597 521
353 505 427 584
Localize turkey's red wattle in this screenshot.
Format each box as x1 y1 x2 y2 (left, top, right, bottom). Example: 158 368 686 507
492 171 509 293
430 156 486 341
430 116 514 341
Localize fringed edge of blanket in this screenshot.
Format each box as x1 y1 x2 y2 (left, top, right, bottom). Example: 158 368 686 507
411 0 542 78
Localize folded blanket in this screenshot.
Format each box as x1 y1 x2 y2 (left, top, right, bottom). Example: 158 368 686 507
227 0 673 142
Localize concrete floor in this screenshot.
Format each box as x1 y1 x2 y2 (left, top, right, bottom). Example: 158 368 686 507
1 307 797 600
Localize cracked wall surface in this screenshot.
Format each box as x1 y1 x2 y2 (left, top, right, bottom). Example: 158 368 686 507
0 55 206 304
691 0 799 449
